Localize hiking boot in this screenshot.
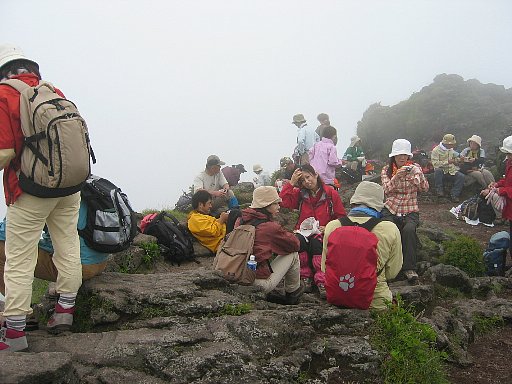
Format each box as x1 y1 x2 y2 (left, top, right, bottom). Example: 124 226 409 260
317 284 327 300
301 278 314 293
403 270 419 284
0 328 28 352
285 283 305 305
265 291 288 305
266 283 304 305
47 303 74 334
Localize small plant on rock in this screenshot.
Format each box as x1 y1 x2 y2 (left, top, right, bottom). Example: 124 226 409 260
219 303 252 316
473 314 504 336
140 241 161 266
441 235 485 277
370 295 449 384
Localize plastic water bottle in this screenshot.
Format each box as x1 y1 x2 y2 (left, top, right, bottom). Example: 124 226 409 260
247 255 257 271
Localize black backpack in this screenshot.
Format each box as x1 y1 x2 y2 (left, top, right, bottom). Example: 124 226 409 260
143 211 195 265
477 198 496 225
79 175 138 253
459 195 480 221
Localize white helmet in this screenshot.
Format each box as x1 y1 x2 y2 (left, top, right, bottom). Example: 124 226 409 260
500 136 512 154
389 139 412 158
0 44 39 71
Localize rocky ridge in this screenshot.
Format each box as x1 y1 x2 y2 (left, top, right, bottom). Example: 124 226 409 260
2 183 512 383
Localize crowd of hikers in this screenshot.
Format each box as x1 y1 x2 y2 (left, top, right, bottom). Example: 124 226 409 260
0 44 511 354
188 121 512 310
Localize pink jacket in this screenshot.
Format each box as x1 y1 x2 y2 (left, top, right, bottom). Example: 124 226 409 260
308 138 342 185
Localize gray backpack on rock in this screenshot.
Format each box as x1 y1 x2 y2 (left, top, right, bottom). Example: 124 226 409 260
1 79 95 197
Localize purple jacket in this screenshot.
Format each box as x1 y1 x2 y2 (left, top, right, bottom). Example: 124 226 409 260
308 138 342 184
221 166 242 187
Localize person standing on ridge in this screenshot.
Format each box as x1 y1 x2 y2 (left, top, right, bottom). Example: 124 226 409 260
315 113 330 140
0 44 83 351
292 114 319 166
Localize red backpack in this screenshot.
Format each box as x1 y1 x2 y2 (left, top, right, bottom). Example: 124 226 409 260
325 216 383 309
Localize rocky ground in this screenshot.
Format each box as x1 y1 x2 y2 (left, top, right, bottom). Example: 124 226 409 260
2 183 512 384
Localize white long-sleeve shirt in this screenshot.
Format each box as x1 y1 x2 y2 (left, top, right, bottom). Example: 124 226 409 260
296 123 319 155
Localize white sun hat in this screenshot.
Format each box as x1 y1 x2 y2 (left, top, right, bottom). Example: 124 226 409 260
0 44 38 70
389 139 412 158
500 135 512 154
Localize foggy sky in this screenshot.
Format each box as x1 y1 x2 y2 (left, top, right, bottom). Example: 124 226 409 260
2 0 512 217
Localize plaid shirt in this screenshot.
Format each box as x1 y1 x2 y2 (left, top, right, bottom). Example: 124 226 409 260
381 164 429 215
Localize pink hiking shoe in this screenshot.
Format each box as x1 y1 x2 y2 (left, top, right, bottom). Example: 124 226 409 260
0 328 28 352
47 303 75 334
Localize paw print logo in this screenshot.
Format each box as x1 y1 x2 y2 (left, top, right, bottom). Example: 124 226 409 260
339 274 355 292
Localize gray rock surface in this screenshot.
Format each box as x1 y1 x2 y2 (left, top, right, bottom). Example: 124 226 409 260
5 251 512 383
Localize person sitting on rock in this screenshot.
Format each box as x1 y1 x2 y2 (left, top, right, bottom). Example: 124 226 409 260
193 155 238 216
308 125 343 188
274 157 297 192
187 190 229 254
380 139 429 283
279 164 346 298
252 164 271 188
431 134 465 202
221 164 247 187
459 135 495 188
315 112 331 141
321 181 403 310
342 135 366 179
240 186 304 305
482 135 512 258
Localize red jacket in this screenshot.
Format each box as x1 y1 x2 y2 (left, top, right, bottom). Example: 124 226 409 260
0 73 64 205
279 182 346 229
240 208 300 279
496 158 512 220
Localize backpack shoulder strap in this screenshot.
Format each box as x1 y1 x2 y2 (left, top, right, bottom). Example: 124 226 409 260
240 218 268 228
339 216 381 232
161 211 180 225
0 78 30 93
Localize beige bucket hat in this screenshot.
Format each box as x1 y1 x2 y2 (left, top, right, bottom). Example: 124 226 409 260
466 135 482 147
349 181 384 212
250 186 281 209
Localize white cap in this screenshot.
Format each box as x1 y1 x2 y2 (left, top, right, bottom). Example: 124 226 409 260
389 139 413 158
0 44 39 71
500 135 512 154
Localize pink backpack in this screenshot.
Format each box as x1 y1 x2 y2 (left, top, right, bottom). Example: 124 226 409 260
139 213 158 234
325 217 382 309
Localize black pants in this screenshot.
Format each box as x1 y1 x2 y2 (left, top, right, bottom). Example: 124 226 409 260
381 209 420 271
295 233 323 255
226 209 242 234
